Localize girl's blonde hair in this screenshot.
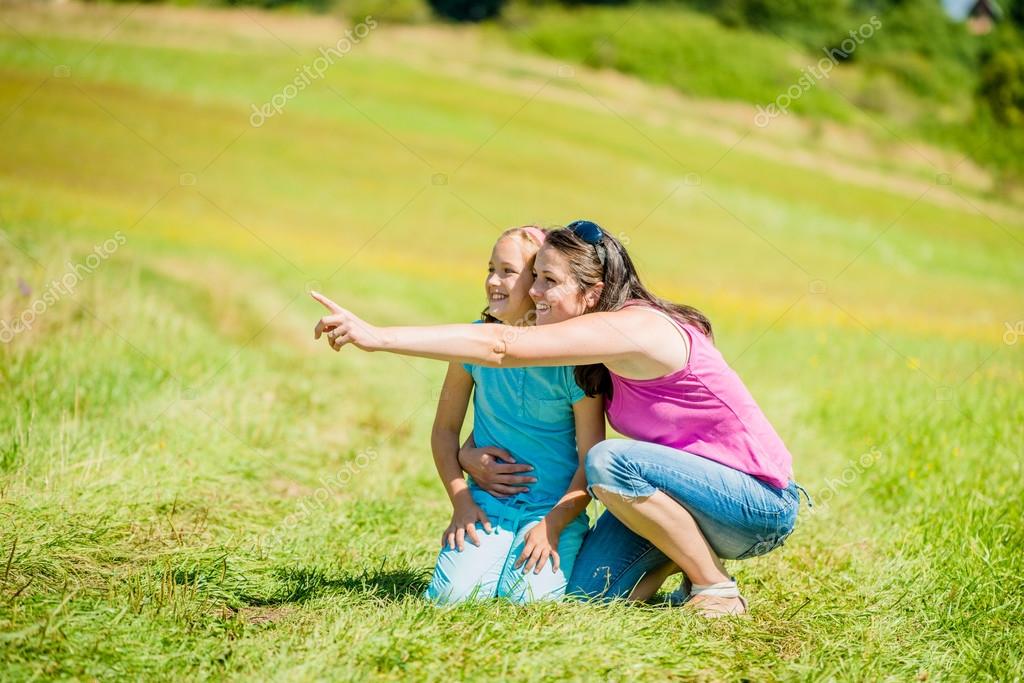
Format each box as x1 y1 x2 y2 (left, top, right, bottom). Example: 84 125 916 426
480 225 548 323
498 225 546 249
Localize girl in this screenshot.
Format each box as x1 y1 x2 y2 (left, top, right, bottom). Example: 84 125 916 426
312 220 811 617
404 226 604 604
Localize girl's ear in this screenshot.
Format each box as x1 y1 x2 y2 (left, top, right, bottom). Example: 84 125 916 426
584 282 604 308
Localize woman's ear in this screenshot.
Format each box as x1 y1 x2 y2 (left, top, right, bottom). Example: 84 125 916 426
585 282 604 308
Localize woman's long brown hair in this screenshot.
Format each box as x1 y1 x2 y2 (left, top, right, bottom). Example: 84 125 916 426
544 226 713 398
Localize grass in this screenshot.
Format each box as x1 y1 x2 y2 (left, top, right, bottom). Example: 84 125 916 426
1 2 1023 680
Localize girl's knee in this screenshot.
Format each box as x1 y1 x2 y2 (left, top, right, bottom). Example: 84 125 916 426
426 544 504 605
425 578 491 605
504 574 567 604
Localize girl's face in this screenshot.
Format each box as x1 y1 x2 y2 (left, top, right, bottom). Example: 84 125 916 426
485 236 536 324
529 245 602 325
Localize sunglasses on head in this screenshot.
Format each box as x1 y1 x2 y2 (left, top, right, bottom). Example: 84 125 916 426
567 219 607 267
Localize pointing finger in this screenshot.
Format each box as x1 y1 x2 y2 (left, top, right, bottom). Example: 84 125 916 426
310 291 343 313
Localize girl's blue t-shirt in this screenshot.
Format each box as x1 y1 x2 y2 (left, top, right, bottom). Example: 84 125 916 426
462 356 586 511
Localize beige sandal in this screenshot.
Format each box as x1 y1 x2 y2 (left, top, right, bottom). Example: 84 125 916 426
681 592 749 618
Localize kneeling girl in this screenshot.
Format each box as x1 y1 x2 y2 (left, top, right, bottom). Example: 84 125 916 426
425 226 605 604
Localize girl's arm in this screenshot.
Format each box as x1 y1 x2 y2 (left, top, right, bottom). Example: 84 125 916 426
431 362 492 550
312 292 686 379
515 395 607 574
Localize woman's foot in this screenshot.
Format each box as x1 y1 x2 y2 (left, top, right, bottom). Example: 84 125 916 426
681 593 748 618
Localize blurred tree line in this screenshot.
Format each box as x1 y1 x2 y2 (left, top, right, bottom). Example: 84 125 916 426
499 0 1024 185
95 0 1024 185
521 0 1024 184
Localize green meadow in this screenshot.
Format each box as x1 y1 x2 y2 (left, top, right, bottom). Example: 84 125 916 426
1 3 1022 680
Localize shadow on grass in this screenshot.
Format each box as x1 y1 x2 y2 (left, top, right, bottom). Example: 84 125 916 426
240 562 432 606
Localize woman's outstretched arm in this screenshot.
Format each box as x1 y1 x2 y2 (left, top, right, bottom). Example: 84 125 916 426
311 291 684 377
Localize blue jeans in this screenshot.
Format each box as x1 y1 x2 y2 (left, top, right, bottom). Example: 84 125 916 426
567 439 812 600
425 496 589 605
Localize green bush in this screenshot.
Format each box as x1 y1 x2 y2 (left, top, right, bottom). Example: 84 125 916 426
512 5 854 120
852 0 975 99
1004 0 1024 28
428 0 506 21
338 0 432 23
978 43 1024 127
84 0 334 10
220 0 330 8
701 0 855 47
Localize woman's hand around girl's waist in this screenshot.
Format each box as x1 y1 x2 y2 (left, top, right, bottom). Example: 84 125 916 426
458 444 536 498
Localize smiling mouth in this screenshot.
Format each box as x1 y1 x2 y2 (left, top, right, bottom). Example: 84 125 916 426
489 292 508 302
535 302 551 313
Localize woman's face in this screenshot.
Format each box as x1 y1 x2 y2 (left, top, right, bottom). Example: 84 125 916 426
529 244 599 325
485 236 536 324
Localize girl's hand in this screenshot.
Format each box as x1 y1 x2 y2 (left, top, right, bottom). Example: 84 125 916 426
515 519 560 574
311 291 381 352
458 446 536 498
442 501 493 552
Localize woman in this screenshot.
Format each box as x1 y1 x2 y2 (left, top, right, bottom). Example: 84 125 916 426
312 220 812 617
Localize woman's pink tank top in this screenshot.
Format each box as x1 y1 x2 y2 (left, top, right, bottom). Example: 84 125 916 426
605 305 794 489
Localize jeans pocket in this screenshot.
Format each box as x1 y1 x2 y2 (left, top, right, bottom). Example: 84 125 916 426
733 513 797 560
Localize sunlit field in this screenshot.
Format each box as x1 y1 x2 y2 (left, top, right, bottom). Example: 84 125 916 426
1 3 1022 680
